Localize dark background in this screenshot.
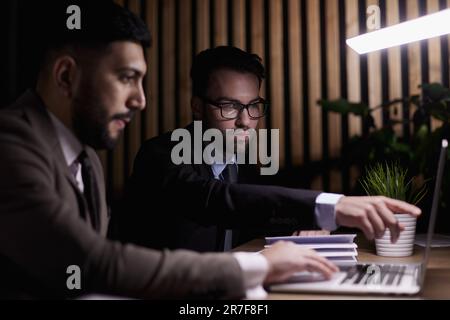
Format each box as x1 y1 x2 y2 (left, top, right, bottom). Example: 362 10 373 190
2 0 450 233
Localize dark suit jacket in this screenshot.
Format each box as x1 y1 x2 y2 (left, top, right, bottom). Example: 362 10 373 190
0 91 245 299
112 123 321 252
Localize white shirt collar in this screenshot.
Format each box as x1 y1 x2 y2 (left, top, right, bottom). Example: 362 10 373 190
210 154 237 179
48 112 83 167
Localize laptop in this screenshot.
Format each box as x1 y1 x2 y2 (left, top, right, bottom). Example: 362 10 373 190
270 139 448 296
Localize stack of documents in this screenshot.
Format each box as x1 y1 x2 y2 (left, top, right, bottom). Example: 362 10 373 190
265 234 358 266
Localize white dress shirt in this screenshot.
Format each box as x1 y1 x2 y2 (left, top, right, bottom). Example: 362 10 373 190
48 112 84 192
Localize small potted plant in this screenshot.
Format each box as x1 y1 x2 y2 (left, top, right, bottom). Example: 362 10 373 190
360 162 428 257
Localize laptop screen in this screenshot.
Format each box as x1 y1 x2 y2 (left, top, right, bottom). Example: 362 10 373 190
420 139 448 284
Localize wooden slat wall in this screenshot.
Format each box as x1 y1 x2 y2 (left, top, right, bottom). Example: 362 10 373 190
178 0 193 127
288 0 303 167
269 0 285 167
428 0 443 131
346 0 362 139
307 0 322 190
326 0 342 193
250 0 267 130
387 0 403 137
232 0 246 48
106 0 450 198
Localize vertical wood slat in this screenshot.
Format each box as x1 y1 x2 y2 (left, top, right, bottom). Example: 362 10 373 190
407 0 422 97
179 0 193 127
386 0 403 137
250 0 267 130
346 0 362 138
196 0 210 53
110 0 127 196
326 0 342 193
126 0 142 176
145 0 159 139
287 0 303 167
269 0 285 167
428 0 443 130
162 0 176 132
345 0 362 192
307 0 322 162
307 0 323 191
232 0 246 49
214 0 228 46
427 0 442 84
367 0 382 130
326 0 342 158
406 0 422 135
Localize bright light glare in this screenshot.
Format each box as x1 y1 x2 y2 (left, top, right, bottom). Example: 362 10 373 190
347 9 450 54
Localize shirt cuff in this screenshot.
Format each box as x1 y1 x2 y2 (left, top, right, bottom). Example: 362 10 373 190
233 252 269 299
314 193 344 231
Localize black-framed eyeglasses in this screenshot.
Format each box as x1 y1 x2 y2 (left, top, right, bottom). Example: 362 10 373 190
202 97 269 120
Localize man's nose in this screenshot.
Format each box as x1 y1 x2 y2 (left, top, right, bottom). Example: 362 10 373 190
235 108 251 128
127 83 146 111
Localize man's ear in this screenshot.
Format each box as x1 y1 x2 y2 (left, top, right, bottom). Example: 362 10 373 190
52 55 78 98
191 96 204 120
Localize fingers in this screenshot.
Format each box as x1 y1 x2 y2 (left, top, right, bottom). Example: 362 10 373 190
303 256 338 279
372 201 402 243
383 197 422 217
308 253 340 274
299 231 315 236
338 196 418 243
359 215 376 240
365 205 386 238
287 245 339 277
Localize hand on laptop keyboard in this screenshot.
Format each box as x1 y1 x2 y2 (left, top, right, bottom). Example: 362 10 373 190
261 241 339 285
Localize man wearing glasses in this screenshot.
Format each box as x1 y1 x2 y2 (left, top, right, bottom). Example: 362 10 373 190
111 46 421 254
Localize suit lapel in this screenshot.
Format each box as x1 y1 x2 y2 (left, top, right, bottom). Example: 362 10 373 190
19 90 99 230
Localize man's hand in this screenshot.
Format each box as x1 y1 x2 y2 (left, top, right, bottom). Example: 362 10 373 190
292 230 330 236
261 241 339 284
335 196 421 243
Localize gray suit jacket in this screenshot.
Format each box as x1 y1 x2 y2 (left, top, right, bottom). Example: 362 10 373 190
0 90 245 299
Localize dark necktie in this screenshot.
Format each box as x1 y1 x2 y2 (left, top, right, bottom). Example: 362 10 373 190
220 164 238 183
220 164 238 251
78 151 100 231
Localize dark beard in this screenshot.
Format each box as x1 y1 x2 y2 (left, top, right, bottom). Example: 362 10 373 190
71 84 117 150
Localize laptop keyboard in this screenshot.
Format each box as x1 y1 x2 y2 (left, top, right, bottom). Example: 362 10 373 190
340 264 410 286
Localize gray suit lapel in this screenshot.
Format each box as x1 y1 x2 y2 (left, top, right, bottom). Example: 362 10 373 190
19 90 95 226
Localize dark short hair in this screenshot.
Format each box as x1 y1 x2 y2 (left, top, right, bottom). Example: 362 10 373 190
190 46 265 98
35 0 151 69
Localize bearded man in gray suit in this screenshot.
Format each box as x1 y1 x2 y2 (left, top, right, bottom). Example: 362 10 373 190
0 1 339 299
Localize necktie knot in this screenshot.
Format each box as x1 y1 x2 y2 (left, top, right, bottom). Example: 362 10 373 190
221 164 238 183
69 159 80 181
77 150 100 231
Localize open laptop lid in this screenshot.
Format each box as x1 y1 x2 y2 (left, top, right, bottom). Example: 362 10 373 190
419 139 448 287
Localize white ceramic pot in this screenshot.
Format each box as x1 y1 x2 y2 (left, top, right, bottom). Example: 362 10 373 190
375 214 417 257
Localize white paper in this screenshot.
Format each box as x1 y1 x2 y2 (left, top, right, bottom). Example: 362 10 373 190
265 234 357 245
415 233 450 248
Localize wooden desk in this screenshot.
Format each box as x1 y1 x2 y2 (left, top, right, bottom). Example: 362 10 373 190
234 236 450 300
